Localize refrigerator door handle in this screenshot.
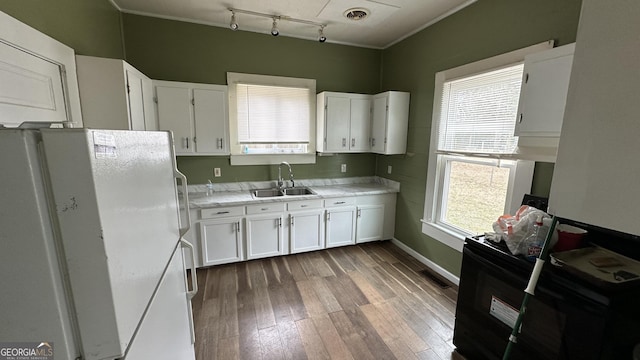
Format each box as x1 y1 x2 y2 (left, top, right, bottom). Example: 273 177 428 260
180 238 198 300
174 169 191 237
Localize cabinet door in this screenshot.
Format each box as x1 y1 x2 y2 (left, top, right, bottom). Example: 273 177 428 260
156 86 194 154
199 217 243 266
371 96 388 153
349 98 371 152
246 214 284 260
515 44 574 137
125 69 146 131
356 204 385 243
289 209 325 254
325 96 351 151
193 88 228 154
326 206 356 248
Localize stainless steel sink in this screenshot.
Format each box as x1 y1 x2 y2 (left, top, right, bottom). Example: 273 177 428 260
251 187 315 198
283 187 315 196
252 188 284 198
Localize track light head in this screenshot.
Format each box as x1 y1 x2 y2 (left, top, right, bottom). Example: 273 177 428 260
229 11 238 31
271 17 279 36
318 26 327 43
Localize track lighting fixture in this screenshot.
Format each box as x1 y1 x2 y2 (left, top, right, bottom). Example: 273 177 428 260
229 11 238 31
271 17 279 36
318 26 326 43
228 8 327 43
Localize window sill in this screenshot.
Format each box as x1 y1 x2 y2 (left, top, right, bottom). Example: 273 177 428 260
230 153 316 166
420 219 465 252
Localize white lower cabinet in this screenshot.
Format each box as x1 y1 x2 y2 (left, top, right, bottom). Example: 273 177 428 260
194 206 245 267
199 217 243 266
245 203 285 260
325 197 357 248
192 192 397 267
355 204 385 243
356 194 396 243
288 200 325 254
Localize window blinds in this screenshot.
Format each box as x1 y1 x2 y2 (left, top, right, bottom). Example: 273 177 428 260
236 83 311 143
438 64 523 154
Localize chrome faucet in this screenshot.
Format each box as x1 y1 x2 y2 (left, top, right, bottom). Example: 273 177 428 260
277 162 294 190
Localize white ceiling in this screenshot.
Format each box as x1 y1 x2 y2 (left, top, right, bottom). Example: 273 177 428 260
110 0 477 49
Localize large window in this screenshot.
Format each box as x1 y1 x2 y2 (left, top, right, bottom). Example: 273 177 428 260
227 72 316 165
422 43 552 251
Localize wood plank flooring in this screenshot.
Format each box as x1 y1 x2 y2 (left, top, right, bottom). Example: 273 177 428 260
191 241 461 360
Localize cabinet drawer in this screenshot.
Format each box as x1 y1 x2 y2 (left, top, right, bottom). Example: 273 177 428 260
201 206 244 219
287 199 323 211
324 197 356 208
246 202 286 215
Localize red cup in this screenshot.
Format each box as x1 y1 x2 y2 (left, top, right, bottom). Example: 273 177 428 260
553 224 588 252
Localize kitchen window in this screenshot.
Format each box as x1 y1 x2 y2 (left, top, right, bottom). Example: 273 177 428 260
421 43 552 251
227 72 316 165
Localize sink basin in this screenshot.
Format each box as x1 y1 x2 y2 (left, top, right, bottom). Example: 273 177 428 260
283 187 315 196
252 188 284 198
251 187 316 198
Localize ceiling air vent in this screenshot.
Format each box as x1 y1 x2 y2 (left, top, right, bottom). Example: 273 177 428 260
344 8 369 21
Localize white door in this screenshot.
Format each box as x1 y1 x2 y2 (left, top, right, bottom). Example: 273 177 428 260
156 86 194 154
0 41 68 126
125 242 196 360
371 96 388 153
289 209 325 253
356 205 385 243
246 214 284 259
326 206 356 248
193 88 228 154
200 217 243 266
349 98 372 152
125 69 146 130
325 96 351 151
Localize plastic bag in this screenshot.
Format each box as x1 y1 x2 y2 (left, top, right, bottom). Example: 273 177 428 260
492 205 556 256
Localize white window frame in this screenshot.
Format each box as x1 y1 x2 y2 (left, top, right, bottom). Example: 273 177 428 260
227 72 317 165
421 42 552 252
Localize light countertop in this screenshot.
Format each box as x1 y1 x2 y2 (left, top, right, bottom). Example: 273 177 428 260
184 176 399 209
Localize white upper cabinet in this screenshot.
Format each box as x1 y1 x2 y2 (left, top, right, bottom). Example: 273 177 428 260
371 91 410 155
154 81 228 156
317 92 371 153
549 0 640 236
0 11 82 128
317 91 410 154
76 56 156 131
515 43 575 137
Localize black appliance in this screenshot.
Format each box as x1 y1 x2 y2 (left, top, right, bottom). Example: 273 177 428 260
454 219 640 360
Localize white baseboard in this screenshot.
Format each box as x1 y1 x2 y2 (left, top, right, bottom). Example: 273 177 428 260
390 238 460 286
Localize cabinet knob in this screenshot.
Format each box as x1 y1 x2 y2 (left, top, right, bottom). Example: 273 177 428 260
519 113 523 124
342 138 346 147
351 138 356 147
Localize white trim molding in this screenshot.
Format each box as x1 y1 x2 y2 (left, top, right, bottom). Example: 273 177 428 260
391 238 460 286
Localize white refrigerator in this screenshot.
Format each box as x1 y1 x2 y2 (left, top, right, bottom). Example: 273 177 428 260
0 128 197 360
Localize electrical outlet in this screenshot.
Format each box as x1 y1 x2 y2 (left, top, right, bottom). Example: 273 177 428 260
387 165 392 174
214 168 221 177
341 164 347 173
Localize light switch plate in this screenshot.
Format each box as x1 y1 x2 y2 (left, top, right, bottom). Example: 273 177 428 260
214 168 221 177
341 164 347 173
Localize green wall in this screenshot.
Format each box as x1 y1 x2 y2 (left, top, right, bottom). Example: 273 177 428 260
121 14 382 184
0 0 123 58
377 0 582 276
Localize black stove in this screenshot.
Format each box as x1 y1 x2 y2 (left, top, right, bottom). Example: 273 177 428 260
454 220 640 360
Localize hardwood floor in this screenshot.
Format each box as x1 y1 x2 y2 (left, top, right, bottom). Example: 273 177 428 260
191 241 461 360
